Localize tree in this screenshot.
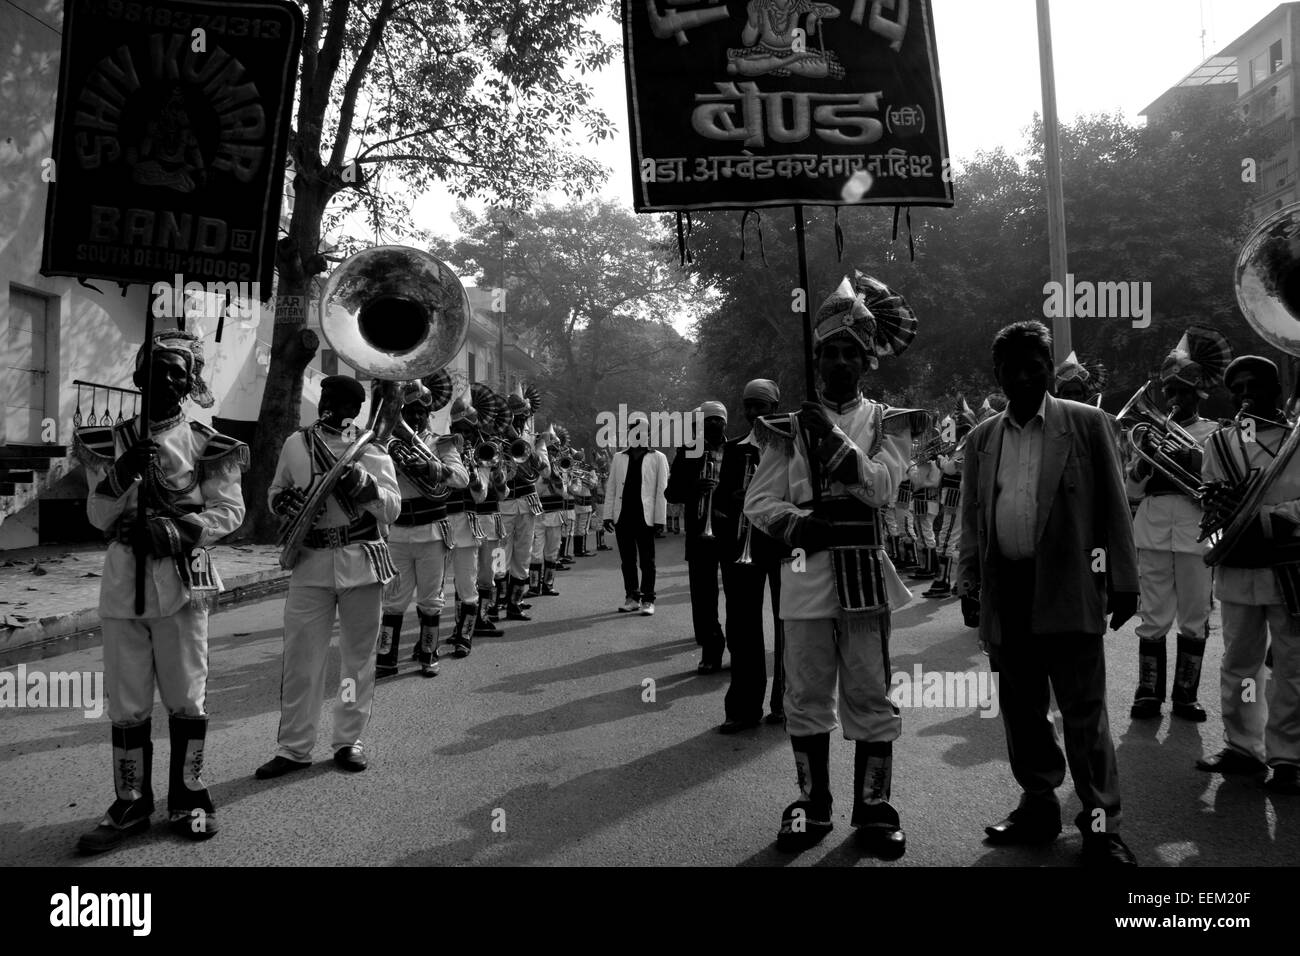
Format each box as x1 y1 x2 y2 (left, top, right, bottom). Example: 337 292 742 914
689 98 1281 419
242 0 619 540
435 199 709 450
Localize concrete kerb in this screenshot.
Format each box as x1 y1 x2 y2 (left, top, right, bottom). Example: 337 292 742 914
0 566 290 665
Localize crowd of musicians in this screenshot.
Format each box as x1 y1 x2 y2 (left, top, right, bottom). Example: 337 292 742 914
68 272 1300 867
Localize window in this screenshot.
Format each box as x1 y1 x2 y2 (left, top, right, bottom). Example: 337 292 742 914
467 350 476 382
319 348 339 376
1250 52 1266 88
1271 39 1284 74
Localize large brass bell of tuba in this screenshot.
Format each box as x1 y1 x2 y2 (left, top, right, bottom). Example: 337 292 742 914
1203 203 1300 566
277 246 471 570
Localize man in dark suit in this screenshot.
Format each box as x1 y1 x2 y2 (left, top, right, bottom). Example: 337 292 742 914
713 379 787 732
955 321 1139 867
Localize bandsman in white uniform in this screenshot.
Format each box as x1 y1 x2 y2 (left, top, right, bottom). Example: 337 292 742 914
745 272 920 858
256 375 401 778
74 331 247 853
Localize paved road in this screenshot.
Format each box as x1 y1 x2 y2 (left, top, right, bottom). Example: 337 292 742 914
1 536 1296 866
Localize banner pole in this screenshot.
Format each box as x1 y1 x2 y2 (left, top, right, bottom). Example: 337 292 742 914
795 204 814 402
134 289 155 616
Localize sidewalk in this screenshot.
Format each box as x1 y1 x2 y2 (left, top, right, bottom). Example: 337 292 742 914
0 542 288 659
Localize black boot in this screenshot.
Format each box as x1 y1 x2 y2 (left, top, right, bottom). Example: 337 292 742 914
575 533 590 557
924 555 952 598
524 563 542 598
492 576 507 618
908 546 936 580
474 587 505 636
450 601 477 658
776 733 833 852
597 530 611 550
1172 634 1208 722
507 578 532 621
885 534 898 562
541 561 560 596
852 741 905 858
376 612 403 677
556 534 572 567
167 714 218 840
1131 637 1166 719
414 610 441 677
78 719 155 854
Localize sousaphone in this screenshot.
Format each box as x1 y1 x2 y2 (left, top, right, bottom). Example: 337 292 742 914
277 246 471 569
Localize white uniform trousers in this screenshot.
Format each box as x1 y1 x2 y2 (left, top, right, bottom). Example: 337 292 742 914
882 505 899 537
276 583 382 761
530 512 563 562
478 535 502 590
575 504 593 541
102 607 209 724
783 611 901 742
383 538 448 617
1219 601 1300 767
1136 549 1212 642
446 544 480 603
498 500 536 579
937 508 962 559
914 501 937 548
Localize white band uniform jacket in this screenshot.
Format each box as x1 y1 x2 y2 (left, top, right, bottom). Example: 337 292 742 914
390 429 471 545
81 413 247 619
743 394 913 620
268 426 402 588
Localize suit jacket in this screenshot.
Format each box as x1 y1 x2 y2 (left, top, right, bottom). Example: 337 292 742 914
712 434 789 565
665 442 726 558
955 394 1138 646
601 448 669 527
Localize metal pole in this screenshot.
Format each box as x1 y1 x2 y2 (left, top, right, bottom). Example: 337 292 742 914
134 289 156 615
1037 0 1071 363
498 222 507 391
794 205 815 401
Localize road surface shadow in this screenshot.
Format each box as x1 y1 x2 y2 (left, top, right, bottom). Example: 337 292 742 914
477 638 699 695
398 727 786 865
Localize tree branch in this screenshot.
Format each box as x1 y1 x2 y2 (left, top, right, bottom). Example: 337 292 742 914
356 122 468 160
329 0 395 172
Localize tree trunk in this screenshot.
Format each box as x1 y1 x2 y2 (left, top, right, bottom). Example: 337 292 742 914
237 182 329 542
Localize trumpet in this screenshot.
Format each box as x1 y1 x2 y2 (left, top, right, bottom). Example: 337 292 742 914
698 450 721 540
389 421 457 500
735 458 757 565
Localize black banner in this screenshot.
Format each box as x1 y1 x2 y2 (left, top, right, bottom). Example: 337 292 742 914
41 0 303 289
623 0 952 212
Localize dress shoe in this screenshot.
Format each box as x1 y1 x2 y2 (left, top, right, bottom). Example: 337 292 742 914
333 746 368 772
1081 832 1137 867
255 756 311 780
506 607 532 621
984 809 1061 845
1195 748 1267 775
375 663 399 679
775 801 833 852
697 659 722 675
718 717 761 734
1129 697 1162 720
1172 700 1207 722
855 823 906 859
764 711 785 725
1265 764 1300 795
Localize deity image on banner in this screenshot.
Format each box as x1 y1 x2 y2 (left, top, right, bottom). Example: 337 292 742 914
726 0 846 79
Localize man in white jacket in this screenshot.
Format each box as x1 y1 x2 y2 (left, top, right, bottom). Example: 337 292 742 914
602 412 669 615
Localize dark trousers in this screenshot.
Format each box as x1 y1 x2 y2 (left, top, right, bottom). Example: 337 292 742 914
721 560 783 721
991 557 1122 829
615 512 656 602
688 538 724 657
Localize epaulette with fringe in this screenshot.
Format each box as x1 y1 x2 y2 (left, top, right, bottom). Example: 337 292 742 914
196 429 250 479
71 425 117 470
882 408 932 438
752 413 797 457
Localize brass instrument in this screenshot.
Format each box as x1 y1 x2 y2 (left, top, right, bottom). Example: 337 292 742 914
1200 203 1300 596
388 419 457 500
1116 380 1205 500
277 246 470 570
736 457 757 565
698 449 721 540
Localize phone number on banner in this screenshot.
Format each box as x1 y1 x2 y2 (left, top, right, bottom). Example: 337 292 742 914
641 152 937 184
86 0 286 38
